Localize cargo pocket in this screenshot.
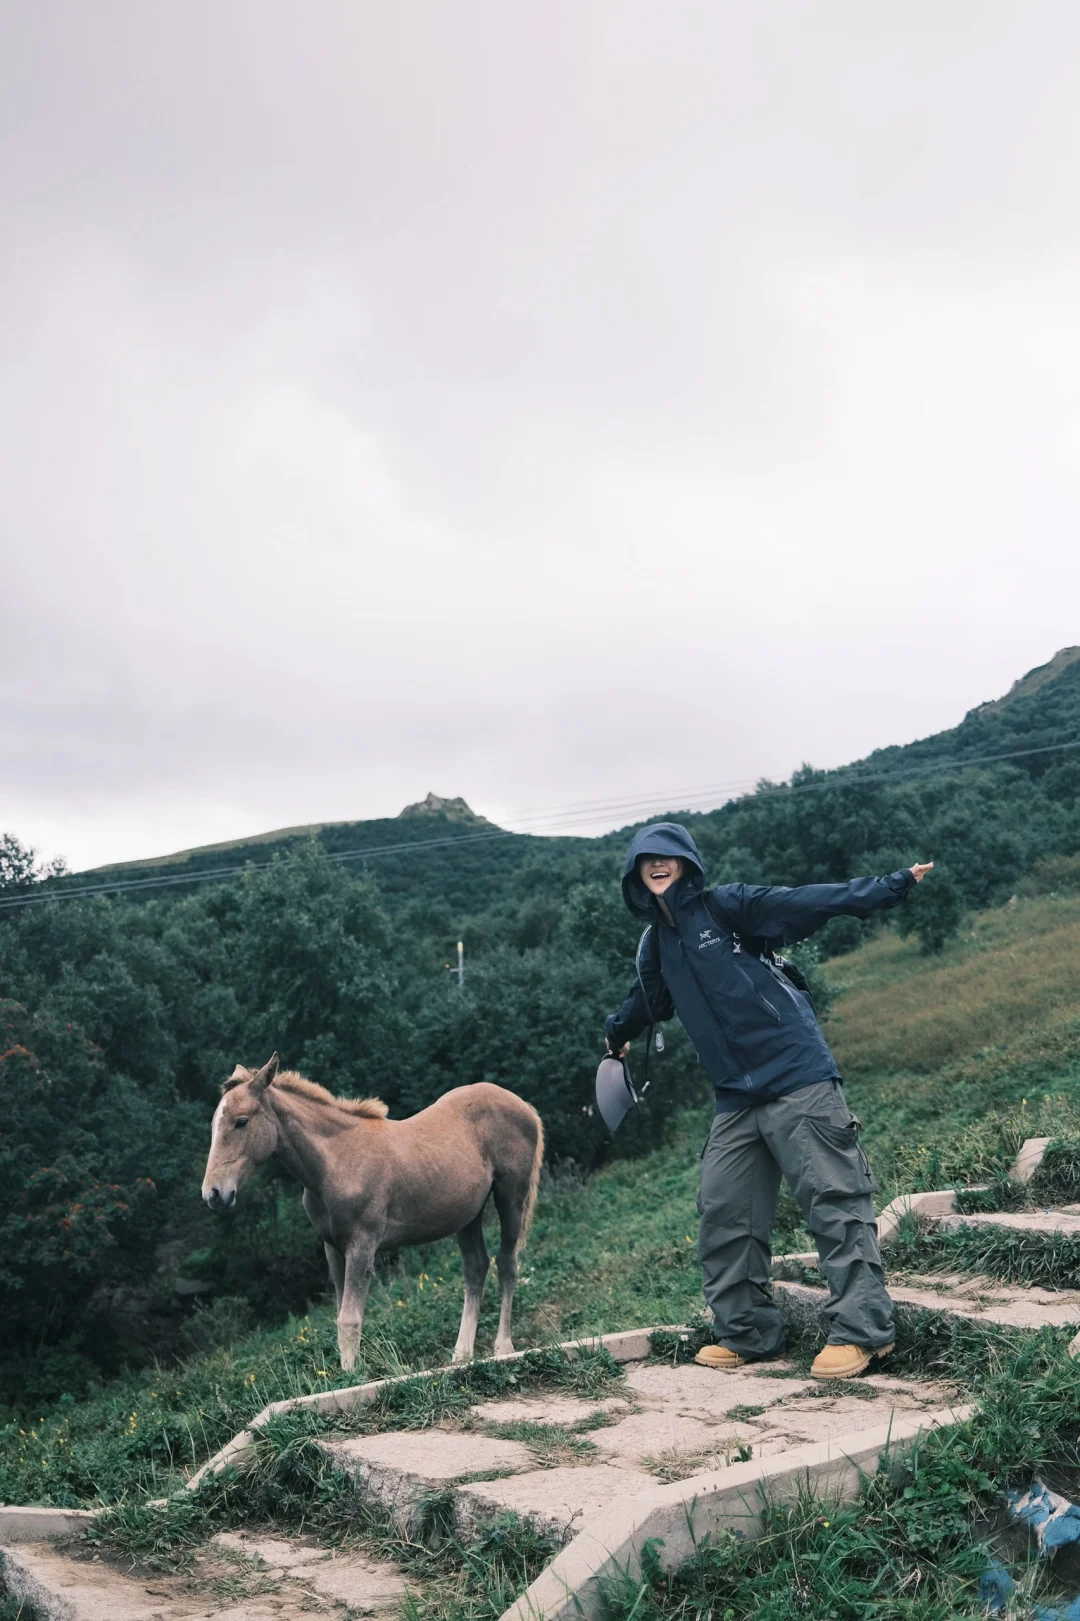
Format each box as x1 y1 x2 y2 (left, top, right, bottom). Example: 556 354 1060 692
801 1113 877 1196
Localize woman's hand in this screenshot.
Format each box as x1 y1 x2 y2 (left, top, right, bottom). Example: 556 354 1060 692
910 862 934 883
605 1038 630 1058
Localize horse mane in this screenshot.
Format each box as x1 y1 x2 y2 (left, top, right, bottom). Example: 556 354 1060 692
222 1066 388 1119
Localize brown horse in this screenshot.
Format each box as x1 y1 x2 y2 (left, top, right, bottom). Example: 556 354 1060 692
201 1054 544 1371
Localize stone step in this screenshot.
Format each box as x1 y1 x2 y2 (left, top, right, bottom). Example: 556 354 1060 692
938 1208 1080 1237
317 1356 960 1545
500 1401 972 1621
1 1531 408 1621
1 1344 969 1621
776 1274 1080 1335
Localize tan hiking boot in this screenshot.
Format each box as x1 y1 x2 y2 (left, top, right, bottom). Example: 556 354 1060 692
694 1344 748 1370
811 1342 895 1380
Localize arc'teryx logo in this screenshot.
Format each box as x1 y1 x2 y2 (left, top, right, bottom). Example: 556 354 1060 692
697 927 721 950
699 928 713 940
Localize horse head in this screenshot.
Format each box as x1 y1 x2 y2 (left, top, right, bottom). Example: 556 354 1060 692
201 1052 281 1210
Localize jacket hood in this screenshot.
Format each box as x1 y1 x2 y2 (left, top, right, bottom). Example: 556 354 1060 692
621 822 706 917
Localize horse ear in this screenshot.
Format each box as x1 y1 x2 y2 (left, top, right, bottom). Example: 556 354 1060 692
251 1052 280 1094
228 1064 251 1084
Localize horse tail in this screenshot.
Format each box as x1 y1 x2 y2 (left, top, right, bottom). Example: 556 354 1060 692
517 1107 545 1250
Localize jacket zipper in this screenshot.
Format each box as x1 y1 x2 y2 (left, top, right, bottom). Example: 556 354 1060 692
768 966 803 1006
734 962 781 1024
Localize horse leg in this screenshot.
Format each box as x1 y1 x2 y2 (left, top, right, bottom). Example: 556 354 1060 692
492 1182 526 1358
325 1244 345 1312
302 1189 344 1310
452 1211 490 1364
337 1243 375 1372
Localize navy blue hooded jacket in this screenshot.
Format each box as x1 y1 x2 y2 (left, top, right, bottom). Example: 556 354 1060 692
606 823 916 1111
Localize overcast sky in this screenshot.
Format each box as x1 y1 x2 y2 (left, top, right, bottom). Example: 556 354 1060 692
3 2 1079 870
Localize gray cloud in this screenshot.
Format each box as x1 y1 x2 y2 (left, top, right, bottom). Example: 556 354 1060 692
2 2 1078 867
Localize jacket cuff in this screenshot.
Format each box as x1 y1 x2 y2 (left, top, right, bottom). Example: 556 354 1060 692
893 867 918 894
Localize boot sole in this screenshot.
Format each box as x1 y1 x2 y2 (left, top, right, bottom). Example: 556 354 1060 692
811 1344 895 1381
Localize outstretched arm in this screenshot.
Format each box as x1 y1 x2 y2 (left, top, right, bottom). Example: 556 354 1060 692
708 862 933 945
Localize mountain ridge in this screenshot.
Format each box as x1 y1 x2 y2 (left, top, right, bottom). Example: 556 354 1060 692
62 645 1080 932
82 647 1080 882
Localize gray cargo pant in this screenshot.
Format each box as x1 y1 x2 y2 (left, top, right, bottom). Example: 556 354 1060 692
698 1079 894 1357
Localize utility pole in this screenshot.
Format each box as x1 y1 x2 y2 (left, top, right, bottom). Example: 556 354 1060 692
446 939 465 989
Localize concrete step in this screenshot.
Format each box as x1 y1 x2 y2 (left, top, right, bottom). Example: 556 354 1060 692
938 1207 1080 1237
317 1355 960 1545
1 1530 408 1621
776 1274 1080 1335
0 1344 970 1621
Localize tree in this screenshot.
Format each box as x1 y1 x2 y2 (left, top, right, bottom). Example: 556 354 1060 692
898 873 965 955
0 832 66 892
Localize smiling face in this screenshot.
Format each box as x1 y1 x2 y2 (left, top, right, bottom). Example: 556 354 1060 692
201 1065 280 1210
637 852 684 896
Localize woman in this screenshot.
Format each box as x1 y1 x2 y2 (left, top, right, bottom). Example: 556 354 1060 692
605 822 932 1379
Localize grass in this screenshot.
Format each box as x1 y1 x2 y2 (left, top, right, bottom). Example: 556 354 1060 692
3 1105 804 1509
826 893 1080 1177
80 1346 623 1571
86 1415 564 1621
478 1419 600 1468
79 1329 1080 1621
0 1332 624 1509
826 892 1080 1077
643 1439 754 1483
595 1331 1080 1621
890 1216 1080 1294
5 881 1080 1554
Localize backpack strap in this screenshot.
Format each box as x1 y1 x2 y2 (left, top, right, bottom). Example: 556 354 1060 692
633 925 662 1084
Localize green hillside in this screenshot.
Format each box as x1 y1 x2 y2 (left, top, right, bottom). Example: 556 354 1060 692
75 791 598 916
5 876 1080 1511
2 647 1079 1415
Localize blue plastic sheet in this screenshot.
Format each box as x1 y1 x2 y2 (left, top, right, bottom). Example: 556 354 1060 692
978 1558 1014 1613
979 1478 1080 1618
1008 1481 1080 1554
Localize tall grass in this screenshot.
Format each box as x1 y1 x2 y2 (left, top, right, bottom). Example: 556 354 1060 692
890 1216 1080 1293
828 894 1080 1179
827 892 1080 1076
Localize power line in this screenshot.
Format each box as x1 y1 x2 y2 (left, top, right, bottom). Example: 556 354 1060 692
483 737 1080 832
507 736 1080 831
2 734 1078 913
0 826 525 909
